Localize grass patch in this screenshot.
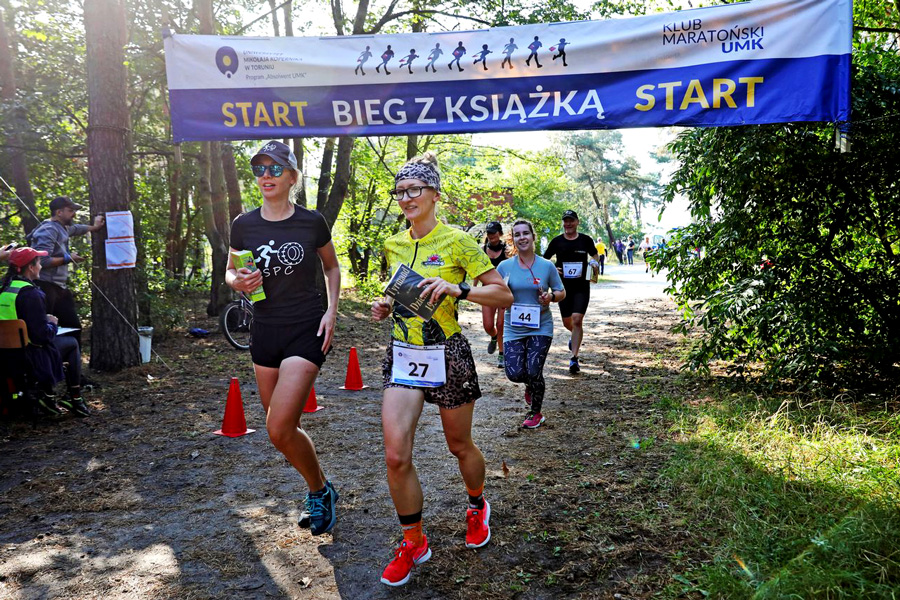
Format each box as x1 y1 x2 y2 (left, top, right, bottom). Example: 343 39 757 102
658 388 900 598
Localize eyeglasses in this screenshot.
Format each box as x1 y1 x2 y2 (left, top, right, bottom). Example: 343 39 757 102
389 185 434 201
251 164 285 178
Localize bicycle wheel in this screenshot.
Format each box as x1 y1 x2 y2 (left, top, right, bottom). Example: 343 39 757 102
220 301 253 350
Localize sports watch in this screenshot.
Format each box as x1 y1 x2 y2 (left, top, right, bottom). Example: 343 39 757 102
457 281 471 301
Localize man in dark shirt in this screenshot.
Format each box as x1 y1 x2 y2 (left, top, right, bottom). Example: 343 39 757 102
543 210 600 374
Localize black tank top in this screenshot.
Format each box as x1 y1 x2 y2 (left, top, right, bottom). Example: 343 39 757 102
484 242 507 267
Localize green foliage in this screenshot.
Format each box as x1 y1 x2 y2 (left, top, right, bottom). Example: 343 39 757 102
338 136 406 278
502 154 572 241
654 46 900 389
439 137 518 228
660 389 900 598
558 130 665 245
352 271 388 302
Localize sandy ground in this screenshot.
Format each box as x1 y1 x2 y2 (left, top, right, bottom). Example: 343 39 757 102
1 261 691 600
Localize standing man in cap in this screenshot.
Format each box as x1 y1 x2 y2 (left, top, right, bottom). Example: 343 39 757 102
28 196 106 348
543 210 600 374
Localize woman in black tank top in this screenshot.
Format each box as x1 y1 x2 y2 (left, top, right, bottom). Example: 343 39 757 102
481 222 508 366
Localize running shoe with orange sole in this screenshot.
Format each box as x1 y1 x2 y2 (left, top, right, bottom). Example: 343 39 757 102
465 498 491 548
380 536 432 586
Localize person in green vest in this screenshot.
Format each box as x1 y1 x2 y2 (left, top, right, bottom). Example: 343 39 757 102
0 247 89 417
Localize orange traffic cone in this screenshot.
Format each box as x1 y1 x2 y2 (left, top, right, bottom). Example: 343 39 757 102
339 347 368 390
303 385 324 413
215 378 255 437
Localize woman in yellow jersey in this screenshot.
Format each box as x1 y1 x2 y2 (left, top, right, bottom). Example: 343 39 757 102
371 152 513 587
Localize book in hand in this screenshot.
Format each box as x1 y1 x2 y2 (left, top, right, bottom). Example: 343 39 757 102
384 264 446 321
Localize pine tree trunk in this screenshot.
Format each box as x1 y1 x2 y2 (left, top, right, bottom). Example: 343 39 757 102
221 143 243 222
84 0 140 370
267 0 281 36
316 137 336 210
196 0 231 315
282 0 293 36
197 142 229 316
165 146 183 274
320 136 353 228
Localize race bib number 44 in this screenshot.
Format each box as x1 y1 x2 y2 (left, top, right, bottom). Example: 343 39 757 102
391 341 447 387
562 262 584 278
511 304 540 329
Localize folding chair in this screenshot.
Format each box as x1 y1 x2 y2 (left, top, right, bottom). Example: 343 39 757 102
0 319 33 417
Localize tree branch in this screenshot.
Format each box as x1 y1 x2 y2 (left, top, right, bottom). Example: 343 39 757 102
855 25 900 33
330 0 344 36
368 6 490 34
366 0 401 35
235 0 292 35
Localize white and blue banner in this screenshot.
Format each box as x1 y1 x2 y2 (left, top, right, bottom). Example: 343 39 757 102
163 0 851 142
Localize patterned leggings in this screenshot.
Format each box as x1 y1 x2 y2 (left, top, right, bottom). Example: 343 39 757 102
503 335 553 413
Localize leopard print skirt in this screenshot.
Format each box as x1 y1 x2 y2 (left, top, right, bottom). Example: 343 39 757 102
382 333 481 409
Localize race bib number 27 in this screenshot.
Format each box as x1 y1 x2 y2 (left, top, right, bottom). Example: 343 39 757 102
391 341 447 387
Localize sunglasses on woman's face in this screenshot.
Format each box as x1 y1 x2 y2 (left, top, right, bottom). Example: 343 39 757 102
251 164 285 178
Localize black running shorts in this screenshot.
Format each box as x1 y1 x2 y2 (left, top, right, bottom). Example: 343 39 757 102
382 334 481 409
558 287 590 319
250 318 327 369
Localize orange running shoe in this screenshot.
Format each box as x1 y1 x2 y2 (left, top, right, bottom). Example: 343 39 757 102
465 498 491 548
380 536 431 586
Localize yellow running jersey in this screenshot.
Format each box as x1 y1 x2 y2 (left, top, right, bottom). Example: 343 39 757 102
384 222 493 345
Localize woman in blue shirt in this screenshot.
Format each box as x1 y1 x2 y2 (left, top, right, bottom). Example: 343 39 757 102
496 220 566 428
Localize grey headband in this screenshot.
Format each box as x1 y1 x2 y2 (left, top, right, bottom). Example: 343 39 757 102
395 162 441 191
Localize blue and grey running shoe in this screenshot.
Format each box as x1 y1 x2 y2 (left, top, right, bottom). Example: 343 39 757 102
305 481 338 534
299 480 338 528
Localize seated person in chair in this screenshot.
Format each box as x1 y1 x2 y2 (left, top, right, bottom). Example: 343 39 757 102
0 247 90 417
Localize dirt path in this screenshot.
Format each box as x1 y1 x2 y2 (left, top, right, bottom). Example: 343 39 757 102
1 261 690 600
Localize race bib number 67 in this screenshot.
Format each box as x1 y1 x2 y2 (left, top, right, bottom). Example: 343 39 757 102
562 262 584 279
391 341 447 387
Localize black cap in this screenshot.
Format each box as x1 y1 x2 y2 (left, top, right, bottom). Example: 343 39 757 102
486 221 502 234
562 209 578 220
49 196 83 213
251 140 298 170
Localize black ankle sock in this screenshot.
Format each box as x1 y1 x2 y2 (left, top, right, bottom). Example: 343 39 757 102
468 494 485 509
